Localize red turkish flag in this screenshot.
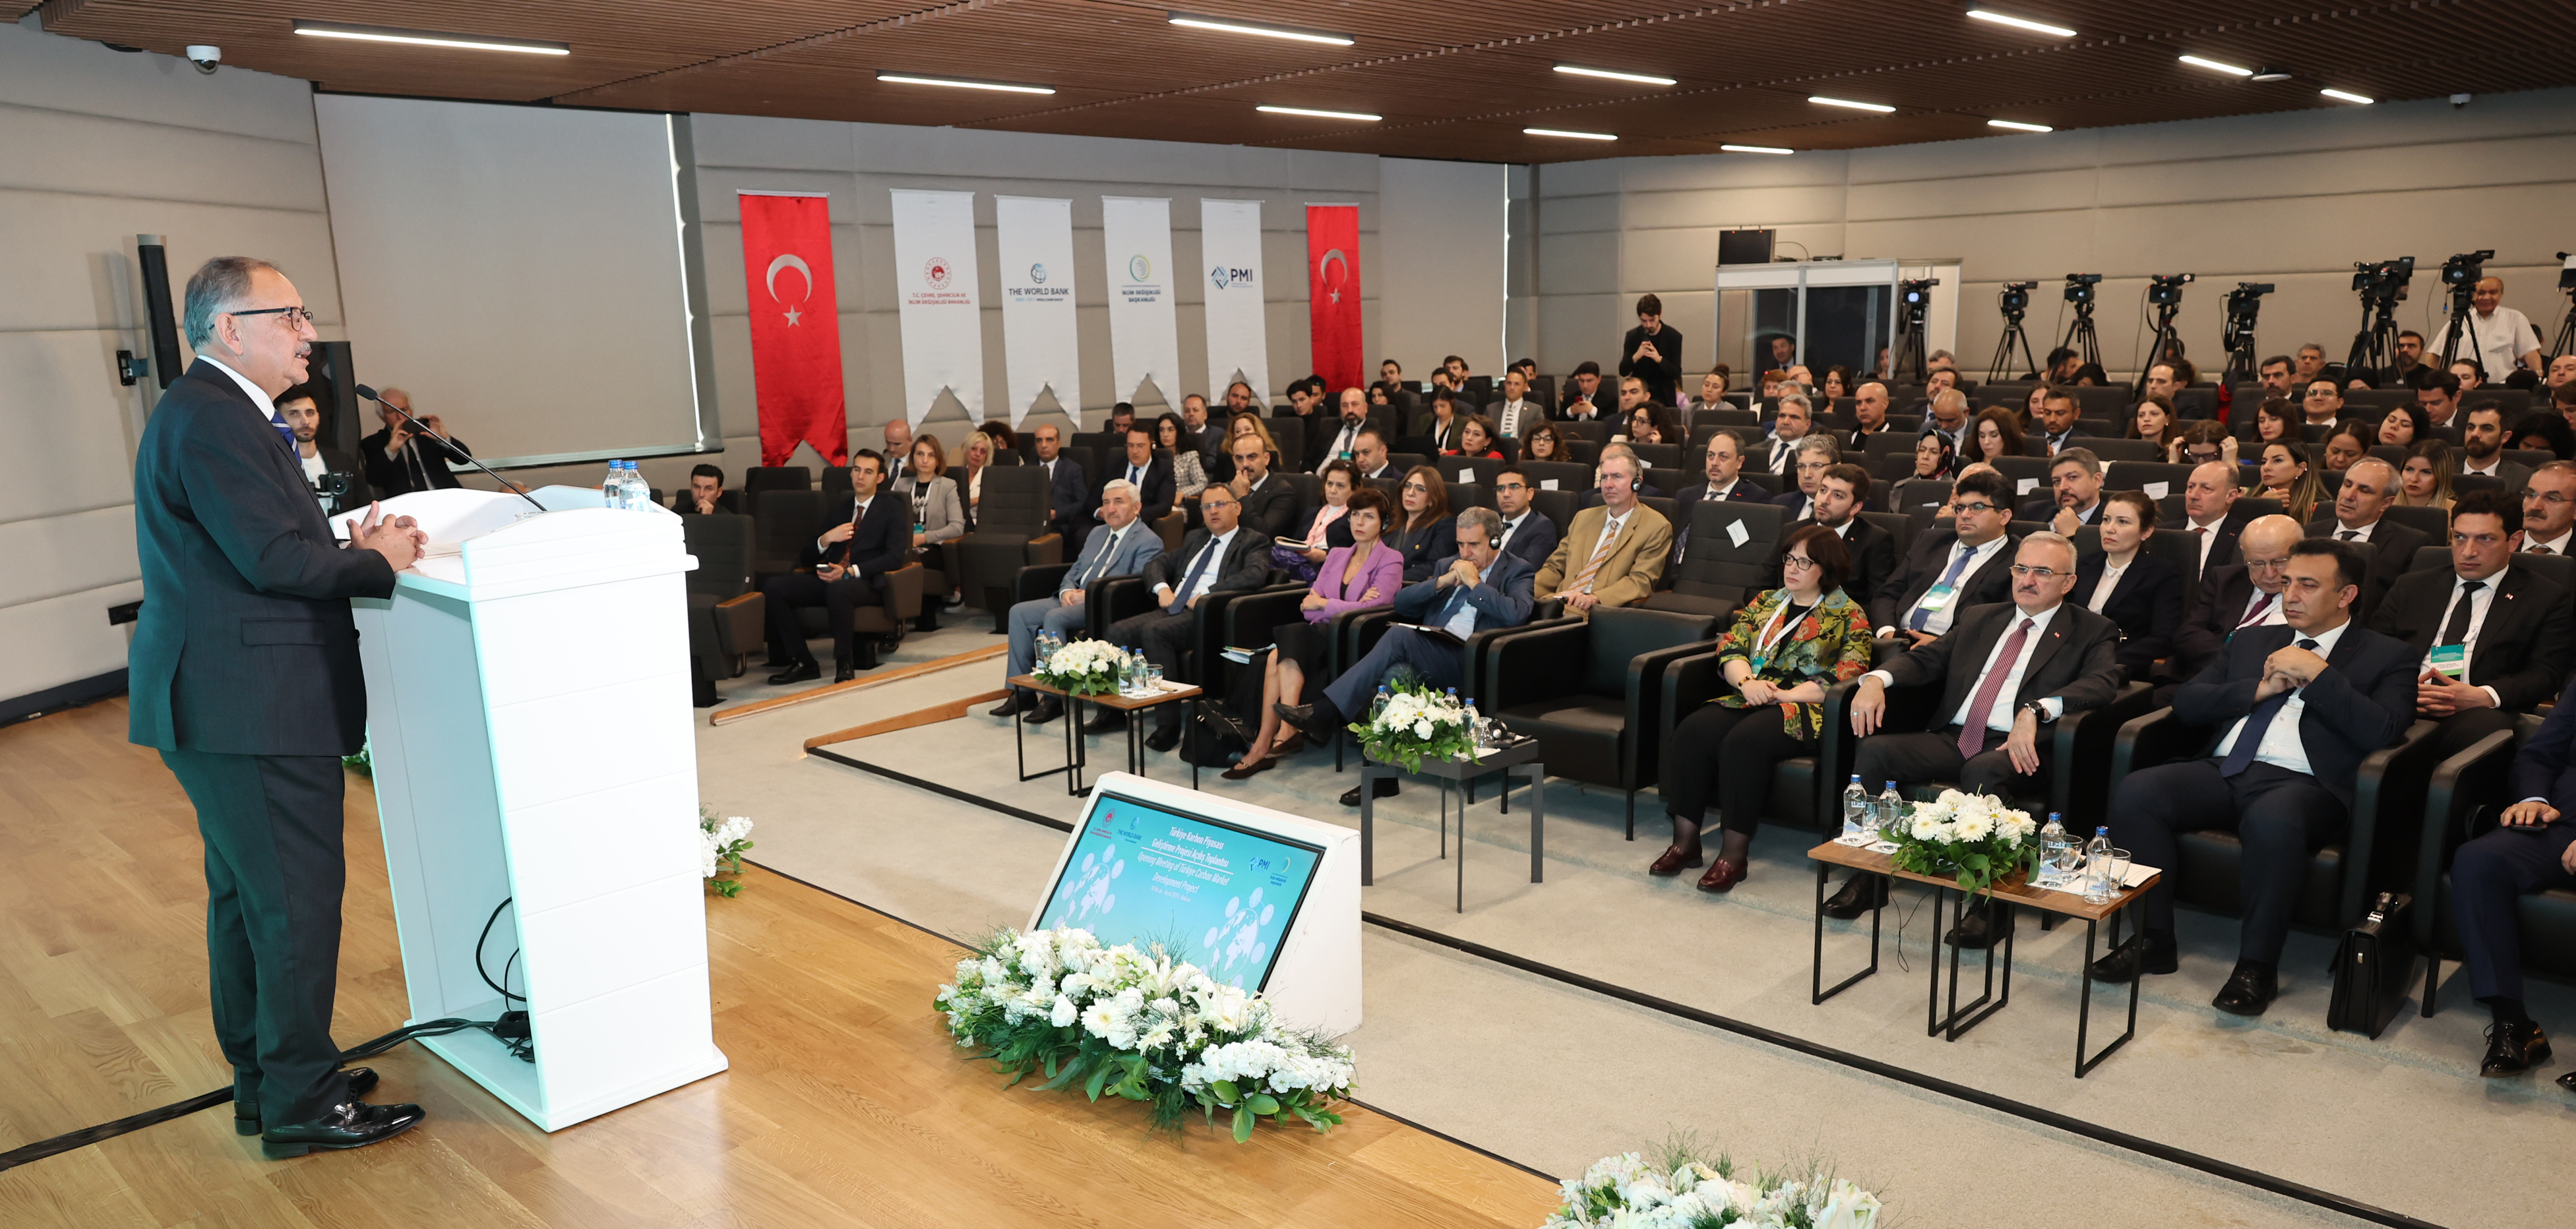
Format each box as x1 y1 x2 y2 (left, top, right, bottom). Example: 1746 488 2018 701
1306 205 1363 396
739 192 848 467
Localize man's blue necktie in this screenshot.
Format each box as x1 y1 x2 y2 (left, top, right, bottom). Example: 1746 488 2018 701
2219 637 2319 777
1909 544 1977 631
1173 536 1219 603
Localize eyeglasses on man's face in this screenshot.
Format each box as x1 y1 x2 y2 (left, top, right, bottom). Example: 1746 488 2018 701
2008 564 2065 580
1952 502 1997 516
230 305 316 329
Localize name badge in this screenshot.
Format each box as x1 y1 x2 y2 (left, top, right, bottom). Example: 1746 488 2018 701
2428 643 2468 677
1917 582 1956 612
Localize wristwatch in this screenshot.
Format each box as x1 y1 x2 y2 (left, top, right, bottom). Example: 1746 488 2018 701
2022 700 2056 723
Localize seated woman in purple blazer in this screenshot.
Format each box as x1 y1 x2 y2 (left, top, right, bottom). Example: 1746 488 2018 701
1225 487 1401 779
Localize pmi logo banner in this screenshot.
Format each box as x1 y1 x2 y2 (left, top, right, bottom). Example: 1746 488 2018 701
1209 265 1256 291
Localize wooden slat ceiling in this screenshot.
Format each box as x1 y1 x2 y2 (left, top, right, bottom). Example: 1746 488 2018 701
35 0 2576 162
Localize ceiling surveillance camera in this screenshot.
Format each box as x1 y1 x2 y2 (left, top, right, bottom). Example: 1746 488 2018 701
2451 93 2472 108
185 44 221 75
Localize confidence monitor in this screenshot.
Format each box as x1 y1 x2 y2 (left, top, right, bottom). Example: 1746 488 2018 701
1030 772 1361 1035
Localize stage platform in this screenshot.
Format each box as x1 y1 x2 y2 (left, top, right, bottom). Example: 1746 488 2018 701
0 698 1558 1228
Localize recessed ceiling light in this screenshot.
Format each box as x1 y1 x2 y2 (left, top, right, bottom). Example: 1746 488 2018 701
1986 119 2052 133
2319 88 2376 105
291 19 568 55
1256 105 1380 121
1524 127 1617 141
1965 9 2077 38
1553 65 1677 87
2177 54 2254 76
1166 14 1353 46
1809 96 1897 113
2249 67 2293 82
1721 144 1793 155
876 72 1055 95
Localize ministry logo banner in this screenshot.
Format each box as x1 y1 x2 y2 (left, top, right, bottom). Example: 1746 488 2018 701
890 188 985 426
1199 198 1270 406
995 196 1080 429
1101 196 1180 408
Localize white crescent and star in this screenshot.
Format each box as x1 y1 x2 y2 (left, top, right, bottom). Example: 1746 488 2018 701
766 253 813 326
1317 248 1349 304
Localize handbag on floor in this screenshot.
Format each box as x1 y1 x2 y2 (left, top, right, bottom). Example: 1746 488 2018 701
2325 891 2416 1039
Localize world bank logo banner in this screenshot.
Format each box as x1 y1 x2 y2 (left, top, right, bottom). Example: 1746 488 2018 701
1200 198 1271 404
1101 196 1179 407
890 188 984 423
996 195 1080 427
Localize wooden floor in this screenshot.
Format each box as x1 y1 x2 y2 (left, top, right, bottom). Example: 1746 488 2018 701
0 699 1559 1228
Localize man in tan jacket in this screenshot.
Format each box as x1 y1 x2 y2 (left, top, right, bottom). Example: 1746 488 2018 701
1536 451 1672 613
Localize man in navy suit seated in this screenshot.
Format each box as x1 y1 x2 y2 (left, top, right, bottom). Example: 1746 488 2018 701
762 450 914 682
1031 423 1091 551
2091 537 2417 1017
989 481 1164 726
2447 671 2576 1085
1488 467 1560 569
1278 506 1535 805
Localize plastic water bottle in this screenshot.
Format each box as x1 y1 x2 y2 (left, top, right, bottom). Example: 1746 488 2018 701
1875 781 1903 839
603 460 627 508
1370 684 1392 722
1463 700 1485 747
623 463 650 511
1841 775 1870 839
2036 813 2071 888
2082 826 2116 903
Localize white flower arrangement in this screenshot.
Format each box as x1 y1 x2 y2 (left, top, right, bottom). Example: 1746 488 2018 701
700 810 754 897
1034 637 1126 696
1545 1147 1884 1229
1883 787 2037 896
935 925 1354 1141
1356 680 1479 771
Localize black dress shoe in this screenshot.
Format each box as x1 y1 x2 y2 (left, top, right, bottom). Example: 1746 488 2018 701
1820 873 1889 919
2212 961 2279 1017
1274 702 1328 745
261 1098 426 1160
1080 708 1128 734
1022 696 1064 725
988 693 1029 718
2480 1020 2553 1077
1944 897 2015 949
2087 932 2180 982
766 661 820 685
236 1068 378 1135
2557 1069 2576 1093
1144 727 1181 753
833 663 857 683
1340 779 1401 806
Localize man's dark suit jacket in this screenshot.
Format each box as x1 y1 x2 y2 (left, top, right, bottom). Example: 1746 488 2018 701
1874 601 2126 725
1145 525 1277 605
1768 489 1815 521
1765 516 1896 609
1671 481 1768 564
1236 473 1301 539
1039 455 1089 538
800 492 912 578
356 425 472 497
1494 509 1561 570
671 489 743 515
2177 507 2252 581
1390 551 1539 675
1307 415 1390 469
2072 551 2186 680
1102 454 1177 523
2031 427 2092 456
2507 674 2576 807
2366 564 2575 712
1870 529 2021 632
2164 563 2270 685
2304 515 2428 620
2016 496 2101 525
2173 622 2417 810
131 361 397 756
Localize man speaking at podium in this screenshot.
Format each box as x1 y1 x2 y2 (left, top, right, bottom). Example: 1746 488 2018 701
130 256 430 1158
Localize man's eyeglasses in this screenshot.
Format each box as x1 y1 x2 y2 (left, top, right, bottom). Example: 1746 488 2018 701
1952 502 1997 516
2008 564 2065 580
229 305 316 328
2244 557 2292 573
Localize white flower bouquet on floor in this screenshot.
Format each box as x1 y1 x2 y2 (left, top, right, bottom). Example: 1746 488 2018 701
700 808 754 898
935 925 1354 1142
1034 636 1125 696
1546 1145 1884 1229
1882 787 2037 897
1354 678 1479 772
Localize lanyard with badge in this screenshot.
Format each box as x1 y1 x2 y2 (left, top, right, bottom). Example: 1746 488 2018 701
1747 599 1805 676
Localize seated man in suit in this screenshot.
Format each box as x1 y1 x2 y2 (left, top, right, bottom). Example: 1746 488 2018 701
357 386 470 496
1871 469 2020 645
2176 459 2250 580
1556 361 1609 419
2017 448 2106 530
1227 433 1301 539
1757 392 1818 479
1105 426 1176 524
1578 442 1665 509
1671 430 1765 567
2366 489 2574 758
2092 539 2417 1017
1827 533 2126 940
2305 457 2425 620
2523 461 2576 556
2032 388 2089 455
2162 514 2302 695
1916 387 1971 454
1769 435 1838 522
761 450 911 682
1091 486 1275 748
1845 381 1895 450
1280 506 1535 804
1031 423 1091 550
1489 467 1561 569
991 481 1162 725
1349 429 1401 483
1492 368 1547 440
2456 403 2532 489
1537 451 1672 615
2448 671 2576 1083
1767 464 1893 602
1310 386 1387 472
669 464 739 515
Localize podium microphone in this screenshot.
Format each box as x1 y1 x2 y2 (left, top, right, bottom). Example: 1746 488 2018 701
355 384 546 513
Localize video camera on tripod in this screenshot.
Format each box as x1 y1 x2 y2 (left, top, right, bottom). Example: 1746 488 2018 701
1988 282 2040 382
2147 272 2195 306
1894 278 1938 384
2433 250 2498 367
2346 255 2416 377
2442 249 2494 289
2135 274 2194 394
2352 256 2416 305
2222 283 2275 385
2064 272 2101 305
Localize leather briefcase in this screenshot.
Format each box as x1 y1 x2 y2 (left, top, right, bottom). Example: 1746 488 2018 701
2326 891 2417 1039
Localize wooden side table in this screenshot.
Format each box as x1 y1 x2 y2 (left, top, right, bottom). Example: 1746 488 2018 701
1006 674 1204 796
1807 839 2162 1077
1358 739 1545 913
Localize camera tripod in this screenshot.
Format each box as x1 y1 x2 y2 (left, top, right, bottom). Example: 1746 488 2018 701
1893 311 1932 386
2057 299 2102 376
2133 300 2184 397
2553 289 2576 361
2434 279 2481 371
1988 306 2039 384
2346 289 2406 381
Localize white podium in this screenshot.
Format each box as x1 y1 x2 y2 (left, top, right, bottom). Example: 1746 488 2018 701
351 486 726 1131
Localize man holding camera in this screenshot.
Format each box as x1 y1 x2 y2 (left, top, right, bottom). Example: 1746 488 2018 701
1621 293 1683 406
356 387 470 497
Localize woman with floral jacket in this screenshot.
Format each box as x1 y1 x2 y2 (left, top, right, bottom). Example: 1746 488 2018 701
1653 524 1875 892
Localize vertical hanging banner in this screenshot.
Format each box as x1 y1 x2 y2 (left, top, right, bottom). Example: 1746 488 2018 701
889 189 985 427
737 191 848 466
1306 203 1363 395
994 196 1080 429
1200 198 1271 404
1101 196 1180 407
